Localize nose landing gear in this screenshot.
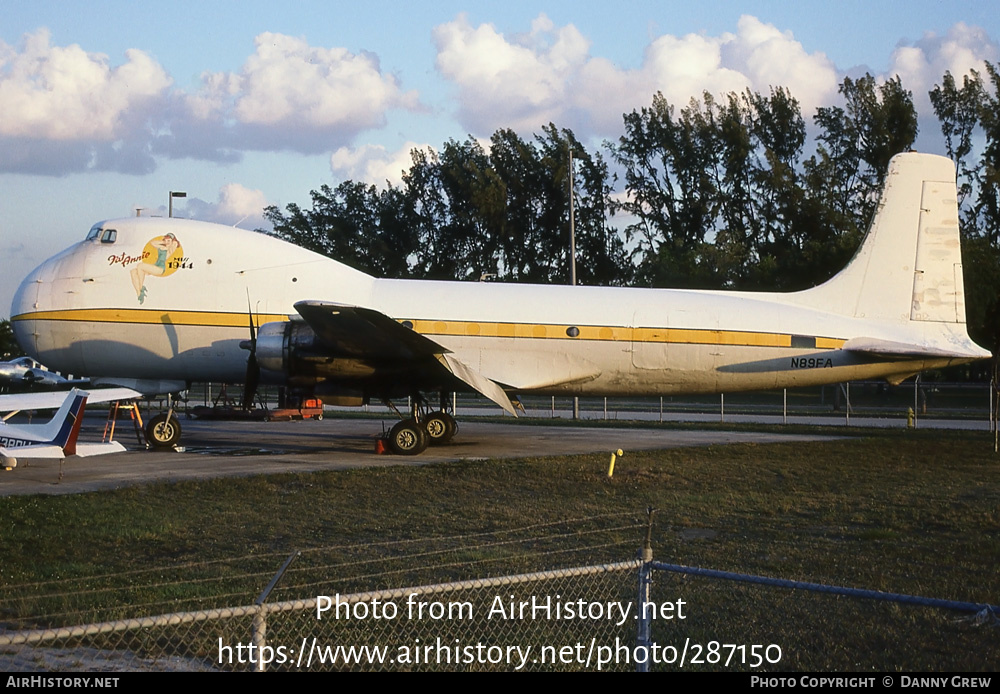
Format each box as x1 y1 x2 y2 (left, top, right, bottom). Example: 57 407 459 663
146 412 182 448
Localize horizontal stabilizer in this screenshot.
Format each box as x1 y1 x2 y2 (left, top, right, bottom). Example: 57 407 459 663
1 444 66 468
74 442 127 457
0 442 124 467
842 337 991 360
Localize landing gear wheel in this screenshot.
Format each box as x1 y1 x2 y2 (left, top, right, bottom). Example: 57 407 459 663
388 419 429 455
146 413 182 449
423 411 457 445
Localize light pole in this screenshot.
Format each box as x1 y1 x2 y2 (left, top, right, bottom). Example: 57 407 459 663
168 191 187 218
569 148 576 286
568 147 579 420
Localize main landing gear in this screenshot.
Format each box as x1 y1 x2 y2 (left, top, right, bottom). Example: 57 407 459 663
383 393 458 456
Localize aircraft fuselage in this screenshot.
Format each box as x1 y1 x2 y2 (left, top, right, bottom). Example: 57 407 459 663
9 154 992 406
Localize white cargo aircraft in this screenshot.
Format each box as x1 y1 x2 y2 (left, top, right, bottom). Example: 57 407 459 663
0 387 140 468
9 153 991 454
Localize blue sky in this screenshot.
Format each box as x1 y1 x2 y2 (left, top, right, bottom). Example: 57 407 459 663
2 1 998 316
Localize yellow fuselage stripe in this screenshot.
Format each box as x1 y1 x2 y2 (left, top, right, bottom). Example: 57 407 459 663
11 309 847 349
12 308 290 329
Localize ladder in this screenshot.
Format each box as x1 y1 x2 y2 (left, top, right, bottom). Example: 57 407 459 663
103 400 147 447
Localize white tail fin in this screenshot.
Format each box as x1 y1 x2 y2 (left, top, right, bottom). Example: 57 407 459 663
793 153 965 325
790 152 990 362
34 388 89 452
0 389 89 467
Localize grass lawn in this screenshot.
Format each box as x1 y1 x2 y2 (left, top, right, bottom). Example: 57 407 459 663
1 427 997 670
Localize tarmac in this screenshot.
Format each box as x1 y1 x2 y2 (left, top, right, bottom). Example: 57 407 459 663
0 414 845 496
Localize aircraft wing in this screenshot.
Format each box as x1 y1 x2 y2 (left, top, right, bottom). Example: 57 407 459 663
295 301 451 360
0 387 142 414
2 441 128 468
294 301 517 415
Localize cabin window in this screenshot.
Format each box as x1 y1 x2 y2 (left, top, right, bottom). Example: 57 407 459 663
100 229 117 244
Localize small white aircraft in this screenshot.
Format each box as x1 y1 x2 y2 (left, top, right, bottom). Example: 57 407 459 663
0 356 88 389
9 152 991 454
0 387 140 468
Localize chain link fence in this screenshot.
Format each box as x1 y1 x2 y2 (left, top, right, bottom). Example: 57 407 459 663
1 563 641 672
642 563 997 672
176 381 996 427
1 515 996 672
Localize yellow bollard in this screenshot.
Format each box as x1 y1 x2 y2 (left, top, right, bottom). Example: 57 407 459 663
607 449 624 477
906 407 914 429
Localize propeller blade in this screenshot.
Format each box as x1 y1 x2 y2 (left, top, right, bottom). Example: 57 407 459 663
242 353 260 410
247 293 257 344
242 293 260 411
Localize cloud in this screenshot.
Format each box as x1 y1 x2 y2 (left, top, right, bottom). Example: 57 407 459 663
887 22 1000 114
173 32 421 154
238 34 417 128
434 14 590 133
5 19 1000 178
0 29 421 174
0 29 170 174
434 14 842 136
0 29 170 141
721 16 839 110
175 183 271 229
330 142 430 187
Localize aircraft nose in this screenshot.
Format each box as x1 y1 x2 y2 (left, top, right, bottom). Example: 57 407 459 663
13 243 88 308
10 247 82 358
12 262 40 312
11 258 47 356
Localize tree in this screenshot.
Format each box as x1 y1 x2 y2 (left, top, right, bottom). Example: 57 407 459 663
610 91 722 289
267 126 628 287
533 124 630 286
264 180 419 279
793 76 917 289
403 128 628 285
611 88 812 290
930 70 982 206
810 75 918 228
930 63 1000 361
419 136 507 281
0 319 24 359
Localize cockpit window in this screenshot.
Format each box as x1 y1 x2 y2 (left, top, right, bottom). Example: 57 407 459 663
86 224 117 243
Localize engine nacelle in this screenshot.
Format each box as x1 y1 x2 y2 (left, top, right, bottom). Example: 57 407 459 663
255 320 379 388
256 320 311 378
